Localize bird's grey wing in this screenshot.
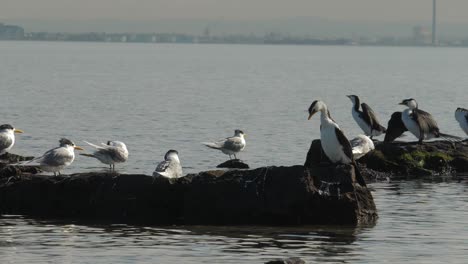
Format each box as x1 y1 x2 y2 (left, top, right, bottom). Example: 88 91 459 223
155 160 171 173
0 133 12 150
465 112 468 124
361 103 385 131
40 147 73 166
95 147 127 162
334 127 353 161
222 137 244 152
414 109 440 136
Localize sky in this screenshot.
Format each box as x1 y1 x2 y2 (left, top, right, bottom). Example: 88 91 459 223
1 0 468 23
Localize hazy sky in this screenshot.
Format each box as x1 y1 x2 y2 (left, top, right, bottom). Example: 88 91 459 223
1 0 468 23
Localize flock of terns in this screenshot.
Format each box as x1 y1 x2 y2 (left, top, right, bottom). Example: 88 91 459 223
0 125 246 178
1 95 467 182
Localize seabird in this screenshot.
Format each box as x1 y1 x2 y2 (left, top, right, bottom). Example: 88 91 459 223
0 124 23 155
31 138 83 176
384 112 408 143
347 95 386 139
350 135 375 160
399 98 460 144
308 100 366 186
153 150 183 178
202 129 246 160
455 107 468 136
80 140 129 171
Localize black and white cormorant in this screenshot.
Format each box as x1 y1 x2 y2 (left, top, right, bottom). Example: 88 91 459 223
455 107 468 136
399 98 459 144
308 100 366 187
347 95 386 139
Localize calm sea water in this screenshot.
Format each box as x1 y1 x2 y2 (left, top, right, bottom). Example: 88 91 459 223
1 42 468 263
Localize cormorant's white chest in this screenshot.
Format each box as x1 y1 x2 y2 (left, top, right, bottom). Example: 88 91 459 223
402 109 422 139
320 118 351 164
351 108 371 135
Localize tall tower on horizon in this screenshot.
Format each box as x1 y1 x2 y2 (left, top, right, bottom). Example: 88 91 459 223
432 0 437 46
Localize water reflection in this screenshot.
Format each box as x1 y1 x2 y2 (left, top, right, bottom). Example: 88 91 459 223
1 178 467 263
0 216 368 263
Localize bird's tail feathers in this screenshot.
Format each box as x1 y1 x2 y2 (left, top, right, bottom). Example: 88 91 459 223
80 153 96 158
202 142 222 149
439 133 463 142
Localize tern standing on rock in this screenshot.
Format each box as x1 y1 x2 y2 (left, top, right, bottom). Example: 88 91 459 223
153 150 183 179
0 124 24 155
80 140 129 171
31 138 83 176
202 129 246 160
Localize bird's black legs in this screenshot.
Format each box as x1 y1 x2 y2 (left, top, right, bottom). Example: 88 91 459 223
234 154 237 160
229 154 232 160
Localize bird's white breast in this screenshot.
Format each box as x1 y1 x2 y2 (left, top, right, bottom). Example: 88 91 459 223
455 111 468 135
320 121 351 164
402 109 421 139
352 109 371 135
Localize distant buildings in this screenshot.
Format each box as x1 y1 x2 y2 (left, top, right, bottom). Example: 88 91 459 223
0 23 24 40
2 22 468 47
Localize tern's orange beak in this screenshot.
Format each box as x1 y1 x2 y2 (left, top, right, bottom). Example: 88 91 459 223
308 111 316 120
14 129 24 134
74 146 84 151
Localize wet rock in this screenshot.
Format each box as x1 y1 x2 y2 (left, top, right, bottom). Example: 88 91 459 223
359 140 468 178
216 159 249 169
305 138 468 179
0 152 34 164
0 164 377 225
265 257 305 264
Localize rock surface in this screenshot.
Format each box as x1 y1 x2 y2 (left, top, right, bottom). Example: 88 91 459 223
306 139 468 179
216 159 250 169
265 257 305 264
359 140 468 178
0 164 377 225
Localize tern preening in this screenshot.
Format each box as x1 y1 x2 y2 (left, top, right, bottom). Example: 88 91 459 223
80 140 129 171
153 150 183 179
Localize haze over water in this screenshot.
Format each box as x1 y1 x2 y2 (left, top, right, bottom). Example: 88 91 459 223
1 41 467 263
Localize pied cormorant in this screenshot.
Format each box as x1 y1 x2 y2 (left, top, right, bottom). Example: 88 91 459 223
308 100 366 187
347 95 386 139
399 98 459 144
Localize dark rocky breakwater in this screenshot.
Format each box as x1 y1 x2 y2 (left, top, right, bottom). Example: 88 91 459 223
0 151 377 225
306 139 468 180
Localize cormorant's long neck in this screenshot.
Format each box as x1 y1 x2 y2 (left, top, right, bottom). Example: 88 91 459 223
353 97 360 112
320 107 333 125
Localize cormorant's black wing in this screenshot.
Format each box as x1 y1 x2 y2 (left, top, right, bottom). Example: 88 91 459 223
334 127 353 161
384 112 407 143
414 109 440 136
361 103 386 132
335 127 367 187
